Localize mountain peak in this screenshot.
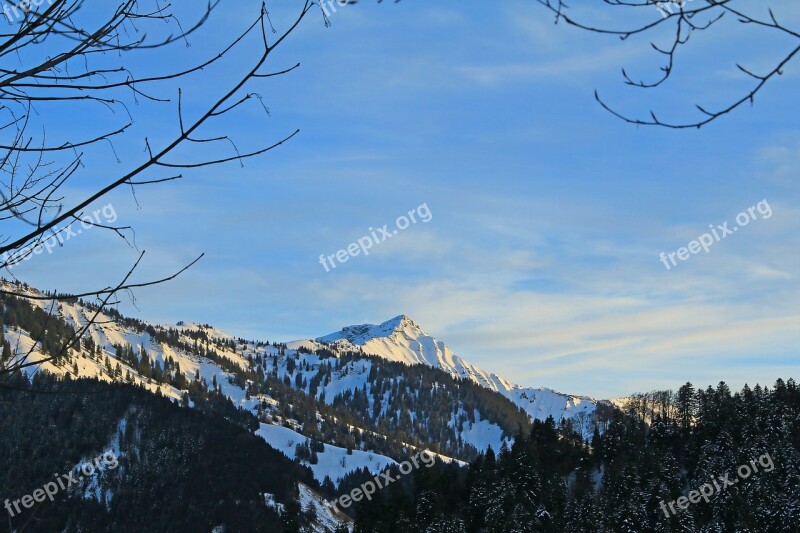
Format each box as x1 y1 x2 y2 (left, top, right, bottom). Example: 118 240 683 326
381 314 422 334
316 314 425 346
313 315 602 432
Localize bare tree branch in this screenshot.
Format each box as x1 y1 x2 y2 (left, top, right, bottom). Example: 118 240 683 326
536 0 799 128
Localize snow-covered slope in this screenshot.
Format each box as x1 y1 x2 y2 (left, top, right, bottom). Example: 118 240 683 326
316 315 600 425
0 281 463 475
298 483 353 533
2 279 601 471
2 287 256 409
256 423 396 483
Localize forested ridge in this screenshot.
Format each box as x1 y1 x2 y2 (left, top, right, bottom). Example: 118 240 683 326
0 374 316 532
353 380 800 532
5 291 797 532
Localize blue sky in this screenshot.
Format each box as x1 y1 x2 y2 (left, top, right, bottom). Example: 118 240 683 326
11 0 800 398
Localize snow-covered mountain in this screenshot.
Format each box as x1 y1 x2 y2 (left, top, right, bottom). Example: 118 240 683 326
315 315 600 425
0 281 518 469
1 279 607 489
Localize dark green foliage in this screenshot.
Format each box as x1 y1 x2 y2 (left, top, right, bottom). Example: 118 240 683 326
354 380 800 532
0 374 316 532
330 353 533 460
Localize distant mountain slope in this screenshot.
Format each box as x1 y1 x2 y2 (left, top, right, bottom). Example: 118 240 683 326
316 315 602 428
0 281 529 466
1 281 605 491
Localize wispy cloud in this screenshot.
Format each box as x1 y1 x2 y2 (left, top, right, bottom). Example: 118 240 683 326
456 44 644 86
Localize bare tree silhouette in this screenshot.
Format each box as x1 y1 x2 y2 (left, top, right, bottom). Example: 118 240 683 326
0 0 320 384
536 0 799 128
